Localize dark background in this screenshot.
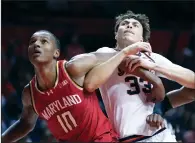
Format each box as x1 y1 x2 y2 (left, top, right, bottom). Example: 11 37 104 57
2 0 195 142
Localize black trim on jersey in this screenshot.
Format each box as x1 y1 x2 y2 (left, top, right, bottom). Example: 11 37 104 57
119 127 166 142
142 52 155 63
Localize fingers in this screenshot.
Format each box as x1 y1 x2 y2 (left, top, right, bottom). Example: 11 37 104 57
146 114 165 129
131 62 141 72
157 114 165 128
125 55 139 67
155 114 161 128
158 115 165 128
128 58 140 71
138 42 152 53
139 46 151 53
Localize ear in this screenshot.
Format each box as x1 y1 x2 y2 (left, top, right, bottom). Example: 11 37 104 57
140 36 143 42
54 49 60 59
115 32 118 40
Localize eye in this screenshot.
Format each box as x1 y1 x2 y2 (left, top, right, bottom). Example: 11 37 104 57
29 39 35 45
121 21 128 26
134 24 139 28
41 39 47 44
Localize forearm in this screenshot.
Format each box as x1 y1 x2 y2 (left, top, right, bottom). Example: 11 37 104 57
84 51 126 92
137 68 162 87
154 87 195 116
167 87 195 108
153 63 195 89
137 69 165 102
2 119 34 142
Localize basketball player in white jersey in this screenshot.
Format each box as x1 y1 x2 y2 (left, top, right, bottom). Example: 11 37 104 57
65 10 178 141
85 10 178 142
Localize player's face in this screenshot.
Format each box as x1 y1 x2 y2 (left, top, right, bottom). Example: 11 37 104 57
115 18 143 46
28 31 58 66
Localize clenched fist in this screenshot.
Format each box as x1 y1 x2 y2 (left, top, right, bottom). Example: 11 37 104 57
146 113 165 128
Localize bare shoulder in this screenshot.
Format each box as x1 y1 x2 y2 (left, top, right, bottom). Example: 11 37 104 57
65 53 97 69
22 84 32 106
68 53 95 61
150 52 172 65
96 47 116 53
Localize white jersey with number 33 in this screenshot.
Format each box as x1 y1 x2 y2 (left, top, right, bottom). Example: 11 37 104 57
97 47 172 138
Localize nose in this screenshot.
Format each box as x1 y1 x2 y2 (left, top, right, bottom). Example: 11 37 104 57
34 40 41 48
127 23 133 29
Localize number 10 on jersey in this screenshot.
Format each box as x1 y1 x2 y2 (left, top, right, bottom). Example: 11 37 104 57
57 111 78 133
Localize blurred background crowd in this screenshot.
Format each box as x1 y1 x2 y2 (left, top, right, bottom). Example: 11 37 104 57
2 1 195 142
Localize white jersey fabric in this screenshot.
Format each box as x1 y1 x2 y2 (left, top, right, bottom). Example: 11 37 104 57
97 47 173 138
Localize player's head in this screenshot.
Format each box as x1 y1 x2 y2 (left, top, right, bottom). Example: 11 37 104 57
28 30 60 66
115 10 150 46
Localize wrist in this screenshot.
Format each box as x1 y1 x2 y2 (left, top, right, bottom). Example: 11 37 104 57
121 49 130 57
149 62 158 70
121 47 134 56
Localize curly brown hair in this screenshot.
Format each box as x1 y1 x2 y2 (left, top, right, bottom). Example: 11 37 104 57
114 10 151 42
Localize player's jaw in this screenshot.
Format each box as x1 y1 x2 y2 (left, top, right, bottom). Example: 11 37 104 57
122 28 143 45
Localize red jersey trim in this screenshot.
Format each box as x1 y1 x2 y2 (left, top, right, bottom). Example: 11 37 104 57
29 80 39 115
63 60 83 91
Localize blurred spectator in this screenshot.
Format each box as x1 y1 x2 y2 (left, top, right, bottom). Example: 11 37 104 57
63 33 85 60
183 130 195 142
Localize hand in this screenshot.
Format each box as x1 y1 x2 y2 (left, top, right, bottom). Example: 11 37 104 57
146 113 165 128
124 55 156 72
122 42 152 56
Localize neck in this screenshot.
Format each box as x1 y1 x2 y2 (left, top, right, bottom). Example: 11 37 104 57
34 60 57 91
116 40 134 50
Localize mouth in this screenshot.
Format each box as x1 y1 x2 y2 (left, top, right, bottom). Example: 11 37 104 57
124 30 134 35
33 49 42 56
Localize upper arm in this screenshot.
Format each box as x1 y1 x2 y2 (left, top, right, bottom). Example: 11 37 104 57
65 47 117 79
65 53 98 78
20 84 38 126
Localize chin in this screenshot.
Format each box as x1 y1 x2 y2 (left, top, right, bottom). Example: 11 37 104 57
31 57 47 66
123 37 136 45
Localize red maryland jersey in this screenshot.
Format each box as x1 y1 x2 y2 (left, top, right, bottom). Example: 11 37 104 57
30 60 117 142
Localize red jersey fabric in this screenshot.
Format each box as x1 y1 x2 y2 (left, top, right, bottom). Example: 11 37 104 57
30 60 118 142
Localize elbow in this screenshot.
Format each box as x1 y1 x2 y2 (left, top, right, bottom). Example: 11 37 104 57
188 82 195 89
19 119 35 132
83 79 98 93
66 61 80 76
28 124 35 132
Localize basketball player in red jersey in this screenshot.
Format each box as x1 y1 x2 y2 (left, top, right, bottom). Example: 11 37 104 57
2 30 152 142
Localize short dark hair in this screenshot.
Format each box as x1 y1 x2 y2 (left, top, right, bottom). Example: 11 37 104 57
114 10 151 42
36 30 61 50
